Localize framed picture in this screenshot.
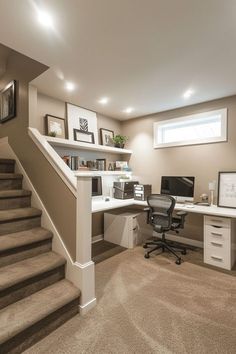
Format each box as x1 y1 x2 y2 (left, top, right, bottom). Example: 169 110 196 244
0 80 16 123
45 115 66 138
96 159 106 171
100 128 114 146
67 103 98 144
218 171 236 208
74 129 95 144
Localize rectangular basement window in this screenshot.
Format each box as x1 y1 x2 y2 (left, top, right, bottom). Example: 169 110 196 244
153 108 227 148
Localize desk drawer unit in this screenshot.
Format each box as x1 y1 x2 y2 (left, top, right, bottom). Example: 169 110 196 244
104 211 141 249
204 215 234 270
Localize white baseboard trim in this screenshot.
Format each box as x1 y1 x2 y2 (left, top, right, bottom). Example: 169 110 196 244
140 228 203 248
92 234 104 243
79 297 97 315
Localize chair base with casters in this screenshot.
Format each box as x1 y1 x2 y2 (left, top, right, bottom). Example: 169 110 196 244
143 232 187 265
143 195 188 265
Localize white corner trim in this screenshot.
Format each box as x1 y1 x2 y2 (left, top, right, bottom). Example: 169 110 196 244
28 127 77 196
79 297 97 315
92 234 104 243
75 260 95 269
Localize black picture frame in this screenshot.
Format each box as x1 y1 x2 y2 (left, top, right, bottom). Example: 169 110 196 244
96 158 106 171
0 80 16 123
100 128 114 146
45 114 66 138
73 129 95 144
217 171 236 209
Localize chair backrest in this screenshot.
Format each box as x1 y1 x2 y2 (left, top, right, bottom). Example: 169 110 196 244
147 194 176 232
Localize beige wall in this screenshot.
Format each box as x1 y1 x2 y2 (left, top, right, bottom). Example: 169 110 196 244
35 92 122 144
0 45 77 259
121 96 236 241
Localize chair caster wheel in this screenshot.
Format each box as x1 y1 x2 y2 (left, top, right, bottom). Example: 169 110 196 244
181 249 186 255
175 258 182 265
143 245 148 249
144 253 150 259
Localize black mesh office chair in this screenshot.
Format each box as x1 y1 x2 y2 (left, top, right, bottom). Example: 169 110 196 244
143 194 188 265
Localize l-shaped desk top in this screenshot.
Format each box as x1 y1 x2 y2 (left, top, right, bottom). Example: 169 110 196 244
92 197 236 218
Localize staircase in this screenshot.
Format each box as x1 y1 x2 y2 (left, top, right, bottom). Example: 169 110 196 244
0 159 80 353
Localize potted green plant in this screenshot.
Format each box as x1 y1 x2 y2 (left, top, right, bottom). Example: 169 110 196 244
112 135 128 148
48 131 57 137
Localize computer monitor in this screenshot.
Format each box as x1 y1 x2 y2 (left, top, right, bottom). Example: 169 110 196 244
160 176 195 202
92 176 102 196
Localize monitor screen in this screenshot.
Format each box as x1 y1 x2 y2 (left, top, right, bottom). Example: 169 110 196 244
161 176 195 201
92 176 102 196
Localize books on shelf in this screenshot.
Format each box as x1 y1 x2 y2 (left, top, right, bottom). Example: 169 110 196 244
61 155 131 172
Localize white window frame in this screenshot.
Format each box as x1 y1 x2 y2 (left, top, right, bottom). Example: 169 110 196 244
153 108 227 149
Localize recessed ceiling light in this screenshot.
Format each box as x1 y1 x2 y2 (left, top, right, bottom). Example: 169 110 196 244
123 107 134 114
98 97 109 105
65 82 75 91
183 89 194 99
37 10 53 28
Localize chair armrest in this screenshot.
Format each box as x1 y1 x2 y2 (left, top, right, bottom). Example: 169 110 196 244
175 211 188 228
176 211 188 216
143 207 151 224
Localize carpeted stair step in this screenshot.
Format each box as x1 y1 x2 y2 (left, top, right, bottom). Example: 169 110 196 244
0 189 32 210
0 207 42 235
0 227 53 267
0 173 23 191
0 159 15 173
0 279 80 354
0 251 66 309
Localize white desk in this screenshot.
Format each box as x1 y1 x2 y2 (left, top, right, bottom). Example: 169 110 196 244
92 197 236 270
92 197 236 217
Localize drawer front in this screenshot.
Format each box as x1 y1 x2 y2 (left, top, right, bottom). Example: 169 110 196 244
204 247 230 270
204 224 230 246
204 215 230 228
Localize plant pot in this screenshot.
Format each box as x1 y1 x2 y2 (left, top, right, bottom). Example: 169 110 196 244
115 143 125 149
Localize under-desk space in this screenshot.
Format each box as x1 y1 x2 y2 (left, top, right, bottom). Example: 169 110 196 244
92 197 236 270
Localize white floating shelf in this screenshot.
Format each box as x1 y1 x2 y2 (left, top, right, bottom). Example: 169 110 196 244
74 170 132 177
45 136 132 155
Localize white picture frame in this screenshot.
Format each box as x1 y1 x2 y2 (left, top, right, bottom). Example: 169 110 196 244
66 103 98 144
218 171 236 209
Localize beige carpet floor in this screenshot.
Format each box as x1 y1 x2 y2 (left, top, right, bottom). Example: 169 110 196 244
24 247 236 354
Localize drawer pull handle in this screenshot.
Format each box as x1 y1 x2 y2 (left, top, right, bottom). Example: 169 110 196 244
211 241 223 247
211 255 223 261
211 232 222 236
211 219 223 223
211 225 222 229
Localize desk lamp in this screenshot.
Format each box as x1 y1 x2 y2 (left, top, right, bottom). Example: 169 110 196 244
209 180 216 206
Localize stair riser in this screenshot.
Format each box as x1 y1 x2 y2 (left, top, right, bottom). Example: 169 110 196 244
0 265 65 310
0 164 15 173
0 179 22 191
0 239 52 268
0 217 41 236
0 298 79 354
0 196 31 210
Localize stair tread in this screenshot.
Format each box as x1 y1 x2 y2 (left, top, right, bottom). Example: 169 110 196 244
0 227 53 252
0 173 23 180
0 189 31 199
0 207 42 223
0 159 15 165
0 251 66 291
0 279 80 344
